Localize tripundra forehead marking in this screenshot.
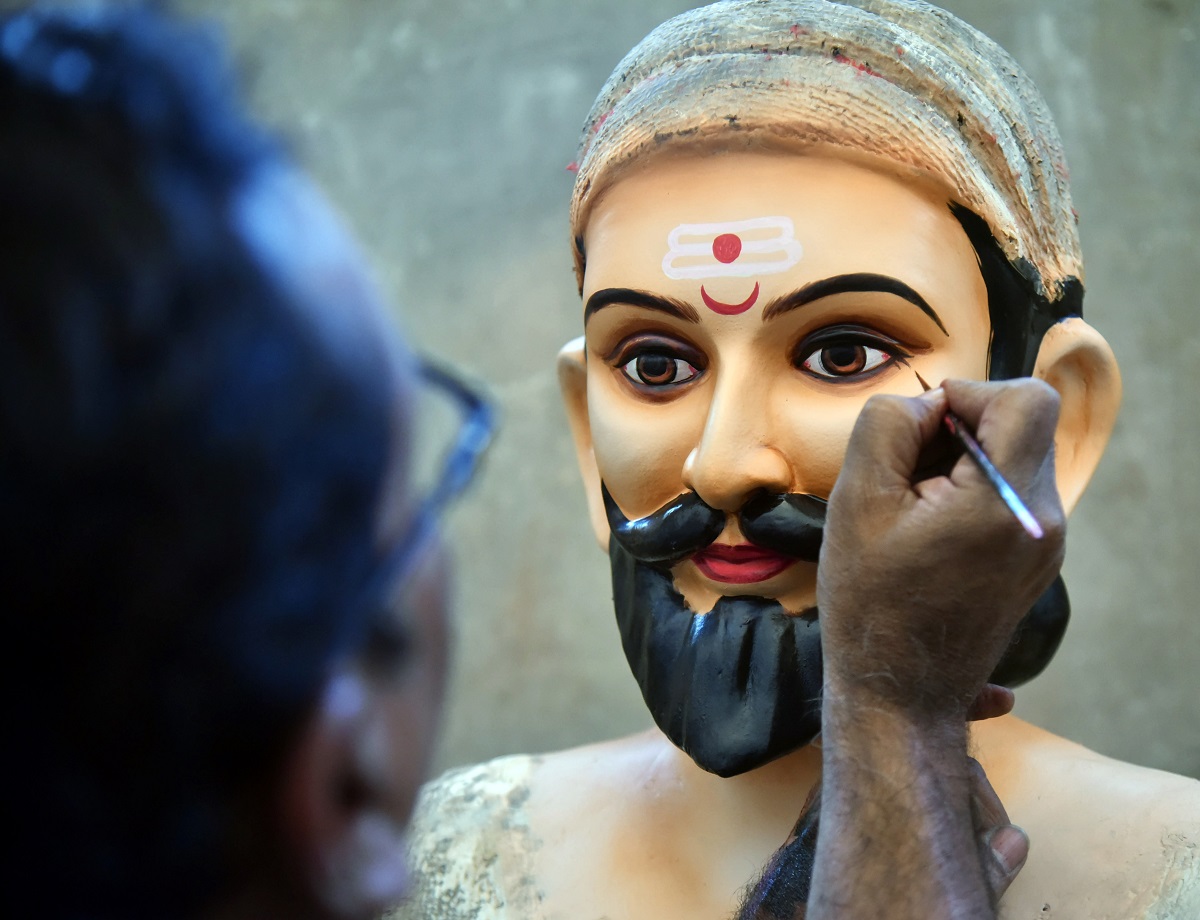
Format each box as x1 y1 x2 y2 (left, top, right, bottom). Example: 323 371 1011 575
662 216 803 281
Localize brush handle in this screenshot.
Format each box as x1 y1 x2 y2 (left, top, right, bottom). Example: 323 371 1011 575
943 412 1044 540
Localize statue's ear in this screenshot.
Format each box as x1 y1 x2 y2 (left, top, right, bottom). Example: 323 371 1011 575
1031 317 1122 514
557 337 610 551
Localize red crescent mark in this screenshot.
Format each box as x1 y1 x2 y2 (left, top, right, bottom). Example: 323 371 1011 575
701 282 761 315
712 233 742 263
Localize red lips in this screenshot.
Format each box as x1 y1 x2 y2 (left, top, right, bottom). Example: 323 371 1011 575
691 542 798 584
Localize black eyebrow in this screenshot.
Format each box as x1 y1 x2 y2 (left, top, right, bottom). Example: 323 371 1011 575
761 273 948 336
584 288 701 325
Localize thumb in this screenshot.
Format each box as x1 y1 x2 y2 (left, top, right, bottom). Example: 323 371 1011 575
983 824 1030 900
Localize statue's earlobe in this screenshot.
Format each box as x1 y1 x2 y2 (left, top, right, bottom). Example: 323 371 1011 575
557 337 610 551
1031 317 1121 514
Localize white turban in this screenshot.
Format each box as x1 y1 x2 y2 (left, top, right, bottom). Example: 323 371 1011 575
570 0 1081 301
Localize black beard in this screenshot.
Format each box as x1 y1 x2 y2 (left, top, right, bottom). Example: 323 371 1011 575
604 484 1070 777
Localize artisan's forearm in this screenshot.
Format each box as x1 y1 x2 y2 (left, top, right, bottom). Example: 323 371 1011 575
807 687 992 920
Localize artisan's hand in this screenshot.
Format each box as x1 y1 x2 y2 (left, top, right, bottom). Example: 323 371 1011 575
960 687 1031 901
802 379 1054 919
970 759 1029 899
967 683 1015 722
737 761 1027 920
818 378 1065 719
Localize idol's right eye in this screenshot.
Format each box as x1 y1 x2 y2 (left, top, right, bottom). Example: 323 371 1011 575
607 335 706 394
620 352 701 388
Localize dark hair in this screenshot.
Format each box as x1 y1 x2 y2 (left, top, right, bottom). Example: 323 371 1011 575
950 204 1083 381
1 7 395 917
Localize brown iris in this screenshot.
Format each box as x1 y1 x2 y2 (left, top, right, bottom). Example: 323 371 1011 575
634 353 677 385
819 344 868 376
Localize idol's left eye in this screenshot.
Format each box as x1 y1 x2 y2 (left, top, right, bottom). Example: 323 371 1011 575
794 326 912 381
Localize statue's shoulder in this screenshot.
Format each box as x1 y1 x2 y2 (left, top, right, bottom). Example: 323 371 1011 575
387 732 668 919
986 718 1200 919
1083 756 1199 920
1063 754 1200 920
387 753 546 920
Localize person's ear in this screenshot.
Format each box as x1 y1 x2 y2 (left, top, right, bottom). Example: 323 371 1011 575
1030 316 1122 514
557 336 610 552
278 671 411 918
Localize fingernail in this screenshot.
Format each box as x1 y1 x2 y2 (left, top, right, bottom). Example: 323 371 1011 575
918 386 944 404
988 825 1029 875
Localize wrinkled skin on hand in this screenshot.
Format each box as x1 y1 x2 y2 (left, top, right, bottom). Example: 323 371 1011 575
817 378 1066 719
740 754 1029 920
741 379 1058 920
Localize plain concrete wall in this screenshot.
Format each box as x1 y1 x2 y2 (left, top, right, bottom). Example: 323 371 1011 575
15 0 1196 778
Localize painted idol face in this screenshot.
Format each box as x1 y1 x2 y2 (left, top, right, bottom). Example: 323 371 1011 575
579 151 990 616
559 150 1105 773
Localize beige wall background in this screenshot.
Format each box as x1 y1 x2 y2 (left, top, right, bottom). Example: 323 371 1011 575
17 0 1196 778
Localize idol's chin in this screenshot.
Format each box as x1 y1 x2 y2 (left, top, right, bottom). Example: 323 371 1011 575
669 558 819 615
611 540 826 777
609 525 1070 777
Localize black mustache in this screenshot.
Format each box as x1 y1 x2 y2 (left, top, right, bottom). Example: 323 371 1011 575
602 483 827 567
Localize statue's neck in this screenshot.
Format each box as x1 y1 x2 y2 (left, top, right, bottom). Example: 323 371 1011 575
667 732 824 830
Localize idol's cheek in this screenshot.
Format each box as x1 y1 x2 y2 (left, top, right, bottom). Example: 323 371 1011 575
586 381 711 521
561 336 710 551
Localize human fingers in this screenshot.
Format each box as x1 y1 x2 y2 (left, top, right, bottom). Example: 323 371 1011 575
834 389 948 502
942 378 1060 482
969 758 1009 828
983 824 1029 900
966 684 1015 722
941 379 1065 554
968 758 1029 898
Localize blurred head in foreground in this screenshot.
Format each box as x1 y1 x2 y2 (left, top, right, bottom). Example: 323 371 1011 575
1 6 489 918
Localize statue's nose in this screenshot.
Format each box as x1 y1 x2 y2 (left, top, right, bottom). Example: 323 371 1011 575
681 377 796 513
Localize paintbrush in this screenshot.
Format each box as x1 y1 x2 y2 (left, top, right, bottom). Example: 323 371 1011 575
914 372 1044 540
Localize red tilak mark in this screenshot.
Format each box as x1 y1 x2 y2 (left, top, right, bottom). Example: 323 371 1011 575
701 282 760 315
790 25 809 38
596 108 614 131
712 233 743 263
988 133 999 143
895 45 905 56
565 161 579 173
832 50 878 77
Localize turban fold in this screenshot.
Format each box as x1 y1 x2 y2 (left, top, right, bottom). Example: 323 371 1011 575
570 0 1081 301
